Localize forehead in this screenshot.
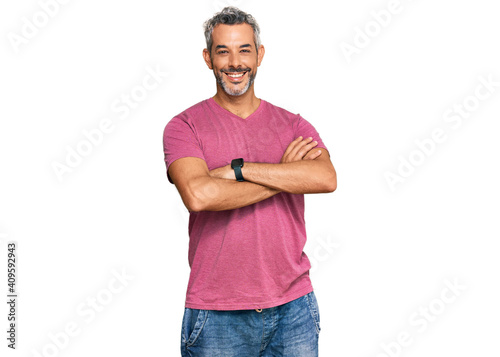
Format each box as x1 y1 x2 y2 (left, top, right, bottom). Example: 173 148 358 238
211 23 255 47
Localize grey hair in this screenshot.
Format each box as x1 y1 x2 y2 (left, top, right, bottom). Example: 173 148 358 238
203 7 261 55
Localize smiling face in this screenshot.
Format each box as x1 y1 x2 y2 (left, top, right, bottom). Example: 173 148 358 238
203 23 264 97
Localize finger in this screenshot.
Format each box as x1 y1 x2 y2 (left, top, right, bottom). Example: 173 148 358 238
282 136 303 159
288 137 313 159
304 149 322 160
282 136 308 162
297 140 318 159
292 139 317 160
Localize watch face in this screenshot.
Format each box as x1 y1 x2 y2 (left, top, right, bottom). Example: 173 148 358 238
231 158 244 168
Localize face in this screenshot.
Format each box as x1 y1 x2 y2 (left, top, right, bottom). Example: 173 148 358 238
203 23 264 97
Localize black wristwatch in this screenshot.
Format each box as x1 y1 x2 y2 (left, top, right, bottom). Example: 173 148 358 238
231 158 244 182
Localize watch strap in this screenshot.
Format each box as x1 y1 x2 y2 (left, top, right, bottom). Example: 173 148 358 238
234 165 244 182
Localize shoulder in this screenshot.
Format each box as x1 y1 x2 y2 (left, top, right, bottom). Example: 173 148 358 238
172 98 211 121
261 99 300 122
261 100 321 136
262 99 296 116
164 98 212 131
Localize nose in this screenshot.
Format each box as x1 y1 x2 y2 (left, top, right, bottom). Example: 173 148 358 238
228 52 242 70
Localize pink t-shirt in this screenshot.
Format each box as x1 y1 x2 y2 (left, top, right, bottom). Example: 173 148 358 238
163 98 328 310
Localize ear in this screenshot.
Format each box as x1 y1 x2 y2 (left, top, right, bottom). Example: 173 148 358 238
203 48 213 70
257 45 265 67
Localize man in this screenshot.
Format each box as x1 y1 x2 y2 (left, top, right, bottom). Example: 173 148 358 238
163 7 336 356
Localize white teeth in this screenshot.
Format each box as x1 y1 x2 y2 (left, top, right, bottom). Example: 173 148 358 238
227 73 244 78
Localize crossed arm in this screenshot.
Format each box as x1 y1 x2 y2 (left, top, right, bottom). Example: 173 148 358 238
168 136 337 212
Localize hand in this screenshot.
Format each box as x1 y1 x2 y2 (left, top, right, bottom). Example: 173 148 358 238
280 136 322 163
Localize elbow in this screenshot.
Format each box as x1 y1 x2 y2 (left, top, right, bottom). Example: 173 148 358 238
322 179 336 193
184 179 218 212
325 180 337 193
185 193 208 212
314 161 337 193
185 198 204 212
323 170 337 193
304 167 337 194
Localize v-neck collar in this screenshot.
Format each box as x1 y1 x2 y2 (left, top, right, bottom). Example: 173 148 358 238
208 97 265 121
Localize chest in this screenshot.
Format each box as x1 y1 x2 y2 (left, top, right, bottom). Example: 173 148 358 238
194 113 296 171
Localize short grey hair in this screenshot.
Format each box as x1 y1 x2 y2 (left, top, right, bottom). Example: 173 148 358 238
203 7 261 55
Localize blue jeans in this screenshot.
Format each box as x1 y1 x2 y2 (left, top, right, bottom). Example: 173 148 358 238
180 291 321 356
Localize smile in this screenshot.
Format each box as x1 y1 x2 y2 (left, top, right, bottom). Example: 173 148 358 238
224 71 248 82
227 72 245 78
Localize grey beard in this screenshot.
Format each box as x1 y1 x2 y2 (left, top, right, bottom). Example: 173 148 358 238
216 71 256 96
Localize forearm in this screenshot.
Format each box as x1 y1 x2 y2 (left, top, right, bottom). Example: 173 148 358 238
188 175 280 212
242 160 336 194
172 139 335 211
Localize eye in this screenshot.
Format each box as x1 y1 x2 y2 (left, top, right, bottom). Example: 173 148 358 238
217 50 228 54
241 49 251 53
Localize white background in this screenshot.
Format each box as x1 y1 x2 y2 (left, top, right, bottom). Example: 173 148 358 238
1 0 499 356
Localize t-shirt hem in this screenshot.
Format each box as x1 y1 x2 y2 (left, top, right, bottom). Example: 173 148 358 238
185 284 314 311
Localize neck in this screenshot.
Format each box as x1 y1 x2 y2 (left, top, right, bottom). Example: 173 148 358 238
213 85 260 119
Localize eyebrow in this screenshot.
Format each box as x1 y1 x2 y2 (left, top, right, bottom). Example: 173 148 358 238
215 44 252 50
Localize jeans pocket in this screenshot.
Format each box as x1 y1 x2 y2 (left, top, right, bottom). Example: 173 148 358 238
182 308 209 347
305 292 321 335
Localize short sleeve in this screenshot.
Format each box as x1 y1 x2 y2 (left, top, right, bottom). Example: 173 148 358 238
294 115 329 153
163 116 205 184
